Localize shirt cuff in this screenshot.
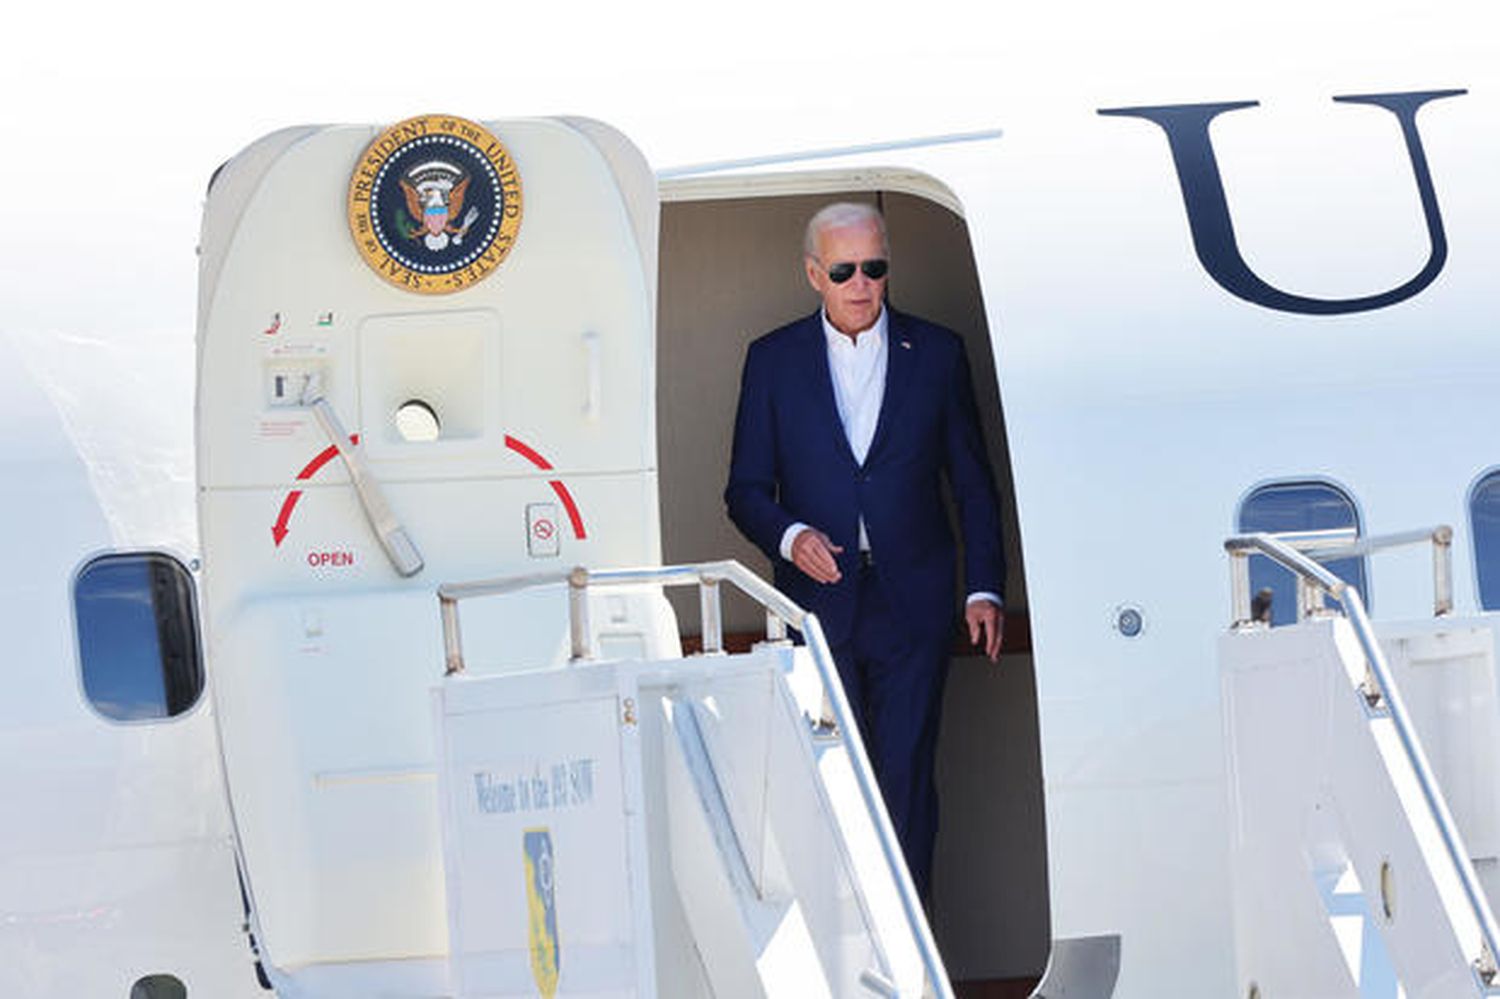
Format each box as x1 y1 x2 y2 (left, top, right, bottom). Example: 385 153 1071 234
780 523 810 562
966 592 1003 609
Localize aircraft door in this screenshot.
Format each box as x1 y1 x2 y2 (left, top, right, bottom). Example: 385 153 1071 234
195 114 671 986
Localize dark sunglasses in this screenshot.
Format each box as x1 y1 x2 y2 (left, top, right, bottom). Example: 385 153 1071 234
826 258 889 284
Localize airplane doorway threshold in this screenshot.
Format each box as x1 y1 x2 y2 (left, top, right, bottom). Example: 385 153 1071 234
655 177 1048 990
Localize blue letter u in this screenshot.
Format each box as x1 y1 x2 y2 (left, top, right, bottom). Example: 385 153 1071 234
1099 90 1464 316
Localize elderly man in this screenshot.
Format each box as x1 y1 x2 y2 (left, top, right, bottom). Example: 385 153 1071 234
725 201 1006 901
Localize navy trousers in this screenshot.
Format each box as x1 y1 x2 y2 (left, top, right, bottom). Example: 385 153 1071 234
827 560 951 903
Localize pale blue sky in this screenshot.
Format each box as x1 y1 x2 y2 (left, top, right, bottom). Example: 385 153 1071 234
0 0 1485 551
1 0 1478 341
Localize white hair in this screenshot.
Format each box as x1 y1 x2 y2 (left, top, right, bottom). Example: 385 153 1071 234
803 202 889 258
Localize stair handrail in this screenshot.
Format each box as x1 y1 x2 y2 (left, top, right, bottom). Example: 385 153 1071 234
1226 525 1453 625
437 560 954 999
1224 529 1500 985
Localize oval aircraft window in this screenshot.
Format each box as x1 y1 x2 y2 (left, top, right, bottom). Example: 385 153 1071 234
1238 481 1367 626
395 399 441 442
130 974 187 999
74 553 203 722
1471 470 1500 610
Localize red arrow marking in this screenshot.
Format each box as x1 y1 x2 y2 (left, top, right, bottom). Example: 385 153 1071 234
272 434 360 547
275 432 586 546
505 434 586 540
297 433 360 480
503 434 553 470
549 480 587 540
272 490 302 546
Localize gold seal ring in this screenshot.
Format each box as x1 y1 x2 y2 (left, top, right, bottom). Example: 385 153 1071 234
347 114 522 295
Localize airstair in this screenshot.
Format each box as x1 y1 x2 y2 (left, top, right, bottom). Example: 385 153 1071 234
1220 527 1500 998
432 561 945 998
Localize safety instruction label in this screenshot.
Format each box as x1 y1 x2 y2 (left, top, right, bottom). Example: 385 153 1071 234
528 502 561 558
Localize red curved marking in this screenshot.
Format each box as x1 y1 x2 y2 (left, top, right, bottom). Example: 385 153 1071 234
549 480 587 540
505 434 586 540
504 434 553 471
272 490 302 547
297 444 340 481
297 433 360 480
274 434 361 545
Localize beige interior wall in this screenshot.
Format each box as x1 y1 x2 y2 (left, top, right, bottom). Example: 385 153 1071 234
656 191 1027 631
656 191 842 633
656 189 1048 980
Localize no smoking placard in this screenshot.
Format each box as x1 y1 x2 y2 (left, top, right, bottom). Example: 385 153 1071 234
527 502 561 558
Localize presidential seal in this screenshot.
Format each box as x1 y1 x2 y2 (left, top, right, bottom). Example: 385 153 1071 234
348 114 522 294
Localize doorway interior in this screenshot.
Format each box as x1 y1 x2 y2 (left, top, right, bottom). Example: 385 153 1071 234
655 182 1049 986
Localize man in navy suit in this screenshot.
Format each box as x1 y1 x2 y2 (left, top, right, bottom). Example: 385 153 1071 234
725 202 1006 901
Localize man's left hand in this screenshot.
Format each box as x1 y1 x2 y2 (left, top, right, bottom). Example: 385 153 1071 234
967 599 1004 662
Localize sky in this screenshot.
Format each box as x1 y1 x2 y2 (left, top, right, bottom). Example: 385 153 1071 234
0 1 1491 548
1 0 1486 342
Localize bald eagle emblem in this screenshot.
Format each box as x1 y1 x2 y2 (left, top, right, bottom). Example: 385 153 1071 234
399 160 481 252
348 113 523 294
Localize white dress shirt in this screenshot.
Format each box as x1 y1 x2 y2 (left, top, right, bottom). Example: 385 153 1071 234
778 307 1000 609
824 307 888 471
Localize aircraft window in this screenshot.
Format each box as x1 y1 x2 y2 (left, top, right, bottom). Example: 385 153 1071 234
130 975 187 999
1238 482 1367 626
1471 471 1500 610
74 553 203 722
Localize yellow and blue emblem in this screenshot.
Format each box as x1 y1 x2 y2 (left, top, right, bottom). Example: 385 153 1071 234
347 113 523 295
524 827 560 997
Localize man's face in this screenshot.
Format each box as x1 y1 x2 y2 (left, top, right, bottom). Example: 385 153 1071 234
806 218 888 336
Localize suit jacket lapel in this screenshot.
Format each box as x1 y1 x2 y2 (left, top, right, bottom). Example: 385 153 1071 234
865 308 915 467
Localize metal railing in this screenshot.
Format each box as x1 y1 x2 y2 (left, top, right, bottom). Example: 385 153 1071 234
437 560 954 999
1224 528 1500 987
1227 525 1453 626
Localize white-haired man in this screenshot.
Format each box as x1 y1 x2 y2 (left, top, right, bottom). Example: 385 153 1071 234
725 201 1006 901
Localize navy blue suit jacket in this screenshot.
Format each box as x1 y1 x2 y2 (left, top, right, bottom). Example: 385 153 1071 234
725 308 1006 646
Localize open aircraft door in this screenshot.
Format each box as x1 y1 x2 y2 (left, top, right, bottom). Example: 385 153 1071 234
196 115 677 995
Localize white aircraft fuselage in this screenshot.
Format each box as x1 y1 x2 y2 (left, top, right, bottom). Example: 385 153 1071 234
3 46 1499 999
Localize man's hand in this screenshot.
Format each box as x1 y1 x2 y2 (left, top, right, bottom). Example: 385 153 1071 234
790 527 844 584
967 598 1004 662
